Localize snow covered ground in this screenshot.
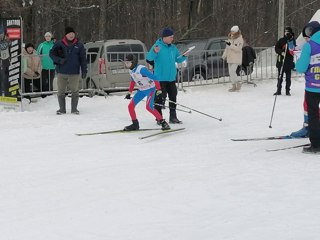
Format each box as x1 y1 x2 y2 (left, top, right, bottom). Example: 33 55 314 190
1 76 320 240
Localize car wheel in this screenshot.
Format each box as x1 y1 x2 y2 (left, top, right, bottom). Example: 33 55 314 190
191 70 205 81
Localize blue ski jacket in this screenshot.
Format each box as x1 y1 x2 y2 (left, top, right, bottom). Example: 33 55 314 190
146 38 186 82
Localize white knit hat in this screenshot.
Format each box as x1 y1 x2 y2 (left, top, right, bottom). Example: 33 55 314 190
230 25 239 32
44 32 52 37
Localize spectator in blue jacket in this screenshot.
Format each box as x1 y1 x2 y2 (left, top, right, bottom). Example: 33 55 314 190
50 27 87 115
296 21 320 154
146 27 187 124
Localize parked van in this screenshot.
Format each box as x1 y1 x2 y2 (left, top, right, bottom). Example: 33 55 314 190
82 39 147 92
175 37 229 82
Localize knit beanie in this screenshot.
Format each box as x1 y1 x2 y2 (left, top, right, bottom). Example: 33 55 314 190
161 27 174 38
44 31 52 37
285 26 293 34
65 26 75 35
230 25 239 32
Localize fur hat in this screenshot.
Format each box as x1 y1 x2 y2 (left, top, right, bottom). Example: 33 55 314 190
65 26 75 35
230 25 239 32
161 27 174 38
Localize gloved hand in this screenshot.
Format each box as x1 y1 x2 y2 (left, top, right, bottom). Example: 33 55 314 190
289 50 295 56
155 90 162 102
281 51 286 56
124 92 132 99
225 41 231 46
81 72 87 79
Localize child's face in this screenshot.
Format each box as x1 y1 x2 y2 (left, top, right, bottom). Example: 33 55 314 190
26 47 34 54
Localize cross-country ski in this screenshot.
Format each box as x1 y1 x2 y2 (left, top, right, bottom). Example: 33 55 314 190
76 128 160 136
266 143 310 152
231 135 306 141
139 128 186 140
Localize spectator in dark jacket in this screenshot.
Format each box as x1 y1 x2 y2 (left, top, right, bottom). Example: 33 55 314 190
50 26 87 115
274 26 296 96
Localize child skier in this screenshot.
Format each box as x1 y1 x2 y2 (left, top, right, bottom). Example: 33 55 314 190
123 54 170 131
290 22 320 139
295 21 320 153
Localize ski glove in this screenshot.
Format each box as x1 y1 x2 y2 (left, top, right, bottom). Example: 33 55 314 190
125 92 132 99
155 90 162 102
81 72 87 79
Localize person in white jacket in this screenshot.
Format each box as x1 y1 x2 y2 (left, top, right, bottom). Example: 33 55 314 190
222 25 244 92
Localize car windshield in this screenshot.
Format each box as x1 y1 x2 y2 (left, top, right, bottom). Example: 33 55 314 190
176 40 207 55
106 44 145 62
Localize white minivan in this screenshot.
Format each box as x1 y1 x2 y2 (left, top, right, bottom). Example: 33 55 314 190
81 39 147 93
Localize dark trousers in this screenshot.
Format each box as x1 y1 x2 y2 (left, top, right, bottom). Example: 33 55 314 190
41 69 55 92
0 67 9 96
23 78 41 93
277 68 291 93
305 90 320 148
154 81 177 118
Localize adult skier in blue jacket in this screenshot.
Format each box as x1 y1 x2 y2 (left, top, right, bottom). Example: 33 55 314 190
146 27 187 124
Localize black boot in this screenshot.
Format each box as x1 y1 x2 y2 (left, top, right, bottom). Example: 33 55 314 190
286 91 291 96
57 95 66 115
169 111 182 124
273 91 281 96
71 96 80 114
160 119 170 130
124 119 139 131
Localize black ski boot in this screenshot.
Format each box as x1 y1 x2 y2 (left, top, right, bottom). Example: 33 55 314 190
124 119 140 131
302 145 320 154
160 119 170 130
169 111 182 124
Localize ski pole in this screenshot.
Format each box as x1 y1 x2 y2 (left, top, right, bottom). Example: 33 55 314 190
269 44 287 128
167 99 222 121
269 94 277 128
153 102 192 114
141 99 191 114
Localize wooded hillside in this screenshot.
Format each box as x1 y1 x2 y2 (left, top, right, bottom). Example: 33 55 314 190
0 0 319 48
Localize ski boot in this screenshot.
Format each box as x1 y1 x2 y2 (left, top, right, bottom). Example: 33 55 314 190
159 119 170 130
124 119 140 131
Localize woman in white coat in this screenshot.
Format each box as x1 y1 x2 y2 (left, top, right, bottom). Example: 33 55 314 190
222 25 244 92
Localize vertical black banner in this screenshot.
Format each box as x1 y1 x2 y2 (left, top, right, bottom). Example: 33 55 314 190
0 17 22 110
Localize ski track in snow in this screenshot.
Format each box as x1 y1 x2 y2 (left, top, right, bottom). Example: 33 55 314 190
1 78 320 240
